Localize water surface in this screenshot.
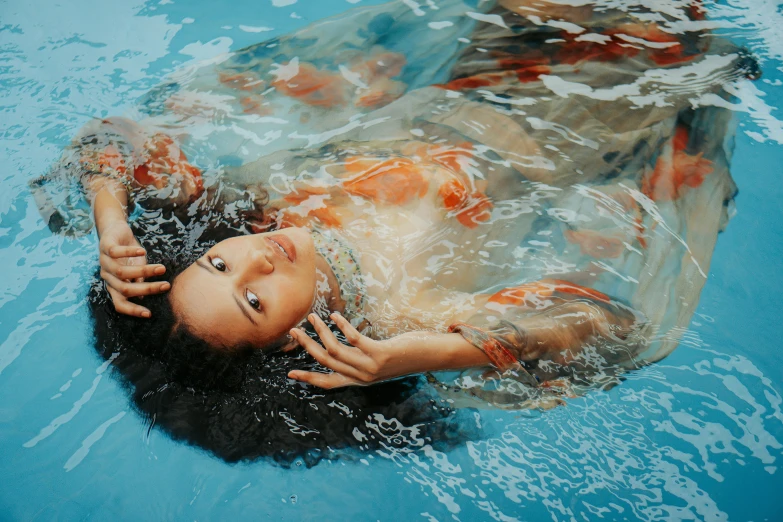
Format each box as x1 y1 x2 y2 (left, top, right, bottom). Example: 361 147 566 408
1 0 782 520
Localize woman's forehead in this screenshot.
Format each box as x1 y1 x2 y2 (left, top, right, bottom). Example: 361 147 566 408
170 266 248 345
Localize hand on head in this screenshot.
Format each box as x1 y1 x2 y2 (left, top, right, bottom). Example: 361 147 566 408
99 221 170 318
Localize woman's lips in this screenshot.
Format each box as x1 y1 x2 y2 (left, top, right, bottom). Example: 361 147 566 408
268 234 296 263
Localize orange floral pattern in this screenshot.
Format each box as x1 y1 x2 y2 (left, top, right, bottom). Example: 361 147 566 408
557 23 699 67
218 71 264 91
642 126 714 201
86 144 128 176
488 279 612 308
132 134 203 197
451 192 494 229
239 95 272 115
272 62 349 108
32 0 747 389
448 322 522 371
342 157 428 205
75 128 204 203
282 186 344 228
219 50 408 112
399 141 494 228
610 24 698 67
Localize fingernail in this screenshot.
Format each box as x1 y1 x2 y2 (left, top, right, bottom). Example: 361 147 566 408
142 311 151 318
154 266 165 275
137 249 146 255
289 329 297 338
160 283 170 291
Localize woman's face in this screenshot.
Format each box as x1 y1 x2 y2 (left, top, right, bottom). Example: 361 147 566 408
169 227 318 350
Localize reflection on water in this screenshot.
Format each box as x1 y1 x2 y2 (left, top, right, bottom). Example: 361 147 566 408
370 344 783 519
1 0 782 520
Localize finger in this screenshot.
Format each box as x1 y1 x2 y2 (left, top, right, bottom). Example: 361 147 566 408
307 314 370 367
287 370 361 389
330 312 370 351
106 245 146 259
292 328 371 382
107 287 151 318
102 260 165 281
124 254 150 267
102 271 171 298
279 341 299 353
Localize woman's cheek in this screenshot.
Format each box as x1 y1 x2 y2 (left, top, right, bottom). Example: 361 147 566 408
272 278 308 323
297 279 314 315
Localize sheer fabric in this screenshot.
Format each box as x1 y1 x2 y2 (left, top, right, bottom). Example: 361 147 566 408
33 0 756 406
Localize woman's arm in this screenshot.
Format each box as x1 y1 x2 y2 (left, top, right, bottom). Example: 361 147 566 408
287 313 491 389
89 176 170 318
445 280 646 387
36 116 206 316
289 280 645 389
74 118 190 316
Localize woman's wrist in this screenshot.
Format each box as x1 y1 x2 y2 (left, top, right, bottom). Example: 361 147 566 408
390 331 491 373
289 315 495 389
91 179 130 236
436 333 492 370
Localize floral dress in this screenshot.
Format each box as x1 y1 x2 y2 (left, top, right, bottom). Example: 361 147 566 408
31 0 758 406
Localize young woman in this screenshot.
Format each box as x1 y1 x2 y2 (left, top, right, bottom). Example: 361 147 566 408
32 0 758 461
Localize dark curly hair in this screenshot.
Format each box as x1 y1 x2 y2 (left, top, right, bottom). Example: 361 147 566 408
86 202 476 467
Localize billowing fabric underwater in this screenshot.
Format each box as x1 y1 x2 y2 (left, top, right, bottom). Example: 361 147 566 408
31 0 758 407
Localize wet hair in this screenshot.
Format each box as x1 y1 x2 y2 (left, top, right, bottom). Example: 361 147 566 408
87 202 476 467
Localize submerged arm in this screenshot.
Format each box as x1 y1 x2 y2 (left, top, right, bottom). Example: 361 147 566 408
90 176 170 318
68 118 192 316
448 280 646 385
289 280 644 389
288 313 490 389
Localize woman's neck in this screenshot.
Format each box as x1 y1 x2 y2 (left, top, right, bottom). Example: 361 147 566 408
309 226 367 321
315 253 346 315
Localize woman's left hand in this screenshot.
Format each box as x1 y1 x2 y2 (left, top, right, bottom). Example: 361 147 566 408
287 313 445 389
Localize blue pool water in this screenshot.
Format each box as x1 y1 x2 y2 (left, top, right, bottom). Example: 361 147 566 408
1 0 782 520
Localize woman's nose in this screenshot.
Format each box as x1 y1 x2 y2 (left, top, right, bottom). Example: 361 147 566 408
248 248 274 274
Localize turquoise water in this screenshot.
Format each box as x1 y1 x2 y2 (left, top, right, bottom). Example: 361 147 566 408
1 0 783 520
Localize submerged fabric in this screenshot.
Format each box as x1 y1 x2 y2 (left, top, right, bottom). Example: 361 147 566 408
32 0 755 406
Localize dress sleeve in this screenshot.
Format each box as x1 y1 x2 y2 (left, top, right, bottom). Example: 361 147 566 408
448 279 648 385
30 117 203 236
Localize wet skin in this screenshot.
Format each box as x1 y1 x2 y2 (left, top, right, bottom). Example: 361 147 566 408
169 227 319 350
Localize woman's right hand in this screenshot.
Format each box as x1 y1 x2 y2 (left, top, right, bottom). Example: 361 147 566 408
287 313 491 389
98 220 170 318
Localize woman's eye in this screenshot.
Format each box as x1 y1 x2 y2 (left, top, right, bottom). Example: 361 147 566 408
246 290 261 310
210 256 227 272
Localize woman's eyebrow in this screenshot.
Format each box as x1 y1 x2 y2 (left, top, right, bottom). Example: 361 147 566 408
195 260 257 326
